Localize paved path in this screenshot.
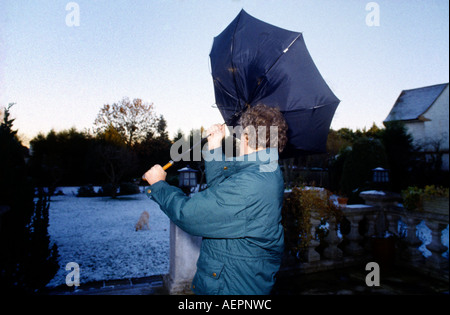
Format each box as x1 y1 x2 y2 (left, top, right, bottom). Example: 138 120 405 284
45 275 168 295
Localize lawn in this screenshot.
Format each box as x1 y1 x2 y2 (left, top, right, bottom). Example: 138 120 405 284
46 187 170 288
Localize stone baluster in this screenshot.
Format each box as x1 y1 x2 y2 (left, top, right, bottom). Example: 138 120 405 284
360 191 402 237
322 216 343 260
386 212 400 236
365 213 377 239
364 213 377 252
401 215 424 264
344 213 365 256
425 221 449 271
302 217 321 263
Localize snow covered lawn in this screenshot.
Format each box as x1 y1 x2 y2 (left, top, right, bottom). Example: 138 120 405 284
46 187 170 288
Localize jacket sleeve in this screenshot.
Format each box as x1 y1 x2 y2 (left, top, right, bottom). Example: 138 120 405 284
146 177 249 238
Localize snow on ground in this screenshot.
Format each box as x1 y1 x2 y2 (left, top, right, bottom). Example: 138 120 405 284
46 187 170 288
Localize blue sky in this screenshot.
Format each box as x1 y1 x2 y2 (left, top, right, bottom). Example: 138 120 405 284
1 0 448 142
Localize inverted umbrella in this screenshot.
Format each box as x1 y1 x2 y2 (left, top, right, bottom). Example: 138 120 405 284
210 9 340 157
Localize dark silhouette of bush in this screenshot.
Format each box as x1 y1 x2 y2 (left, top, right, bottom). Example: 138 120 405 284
0 104 58 294
340 137 388 203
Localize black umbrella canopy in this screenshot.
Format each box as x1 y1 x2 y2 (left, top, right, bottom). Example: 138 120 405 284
210 10 340 157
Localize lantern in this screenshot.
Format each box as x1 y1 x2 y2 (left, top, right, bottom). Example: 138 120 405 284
178 165 198 191
372 167 389 183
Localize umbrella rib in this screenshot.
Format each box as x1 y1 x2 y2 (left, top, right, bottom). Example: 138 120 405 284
230 12 244 115
264 33 302 76
213 79 239 102
279 101 338 114
248 33 302 104
283 33 302 53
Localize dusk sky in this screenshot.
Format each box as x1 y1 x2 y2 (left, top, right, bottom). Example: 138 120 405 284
1 0 449 143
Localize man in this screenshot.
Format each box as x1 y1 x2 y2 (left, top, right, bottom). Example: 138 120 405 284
144 104 288 295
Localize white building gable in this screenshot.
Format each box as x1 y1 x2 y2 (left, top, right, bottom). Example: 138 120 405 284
385 83 449 171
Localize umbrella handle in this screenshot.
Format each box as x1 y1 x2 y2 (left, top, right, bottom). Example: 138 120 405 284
162 160 174 171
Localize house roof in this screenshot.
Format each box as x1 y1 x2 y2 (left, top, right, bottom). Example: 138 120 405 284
384 83 448 122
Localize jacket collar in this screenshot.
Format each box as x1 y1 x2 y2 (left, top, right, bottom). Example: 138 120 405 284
226 148 279 173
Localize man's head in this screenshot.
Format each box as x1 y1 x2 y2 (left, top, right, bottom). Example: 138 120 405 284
239 104 288 154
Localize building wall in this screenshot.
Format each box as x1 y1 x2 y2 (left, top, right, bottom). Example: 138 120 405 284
405 85 449 171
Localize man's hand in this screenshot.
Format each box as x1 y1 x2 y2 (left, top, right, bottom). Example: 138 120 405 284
144 164 167 185
207 124 226 150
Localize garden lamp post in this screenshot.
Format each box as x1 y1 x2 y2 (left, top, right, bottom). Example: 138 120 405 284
178 165 198 195
372 167 389 183
372 167 390 191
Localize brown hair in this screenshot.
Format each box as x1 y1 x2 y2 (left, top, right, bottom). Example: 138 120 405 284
239 104 288 153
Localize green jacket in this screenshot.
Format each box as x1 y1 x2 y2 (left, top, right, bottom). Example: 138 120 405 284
146 148 284 295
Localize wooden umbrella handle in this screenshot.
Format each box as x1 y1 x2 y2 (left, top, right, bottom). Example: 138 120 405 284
162 160 174 171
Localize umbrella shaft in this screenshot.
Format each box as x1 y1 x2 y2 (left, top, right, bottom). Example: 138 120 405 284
160 136 208 172
143 122 227 180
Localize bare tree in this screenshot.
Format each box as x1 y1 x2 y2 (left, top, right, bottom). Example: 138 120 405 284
417 133 448 171
94 97 159 147
96 144 137 198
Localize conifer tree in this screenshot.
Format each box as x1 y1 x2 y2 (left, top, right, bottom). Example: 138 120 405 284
0 104 58 294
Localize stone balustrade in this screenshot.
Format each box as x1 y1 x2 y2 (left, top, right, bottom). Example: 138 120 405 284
279 203 378 274
385 206 449 280
279 190 449 282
